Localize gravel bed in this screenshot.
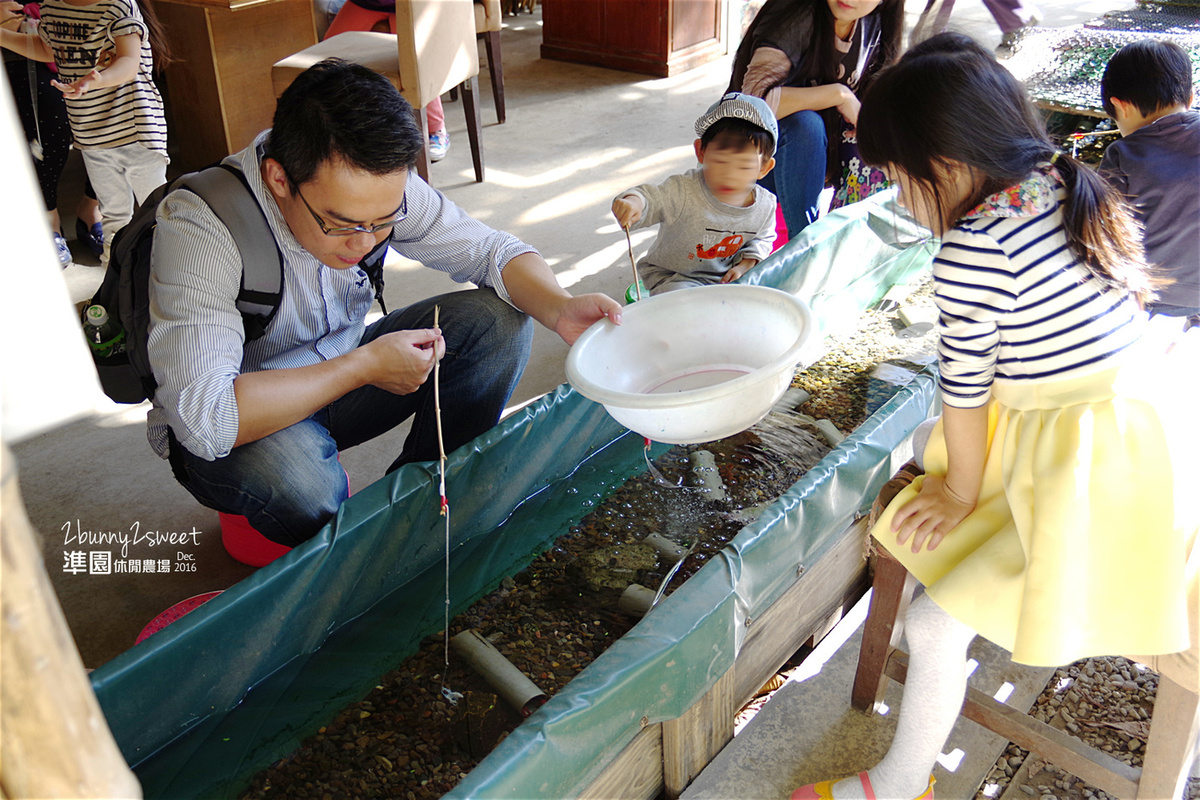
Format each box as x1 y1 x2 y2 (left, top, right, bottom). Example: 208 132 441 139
240 278 1196 800
973 656 1199 800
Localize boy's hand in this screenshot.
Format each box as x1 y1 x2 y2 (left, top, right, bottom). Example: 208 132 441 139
611 195 644 230
721 258 758 283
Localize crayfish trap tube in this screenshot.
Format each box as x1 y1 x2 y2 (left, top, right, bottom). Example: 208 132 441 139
451 630 547 716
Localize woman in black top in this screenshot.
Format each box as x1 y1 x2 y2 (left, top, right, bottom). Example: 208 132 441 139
729 0 902 236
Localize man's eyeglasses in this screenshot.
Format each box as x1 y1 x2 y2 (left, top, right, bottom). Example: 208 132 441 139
293 183 405 237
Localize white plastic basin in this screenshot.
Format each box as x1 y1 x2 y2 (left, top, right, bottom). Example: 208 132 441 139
566 284 817 444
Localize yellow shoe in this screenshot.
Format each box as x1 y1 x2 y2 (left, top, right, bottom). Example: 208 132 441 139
790 772 934 800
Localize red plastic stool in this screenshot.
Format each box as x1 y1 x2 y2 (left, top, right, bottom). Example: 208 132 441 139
219 512 294 567
219 467 351 568
135 590 223 645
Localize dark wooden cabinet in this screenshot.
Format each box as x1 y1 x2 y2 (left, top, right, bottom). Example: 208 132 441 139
541 0 726 78
149 0 317 170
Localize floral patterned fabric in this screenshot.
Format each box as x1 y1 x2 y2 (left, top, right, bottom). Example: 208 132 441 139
964 164 1063 220
830 124 891 211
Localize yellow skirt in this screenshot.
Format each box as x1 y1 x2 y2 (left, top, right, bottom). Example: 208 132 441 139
871 352 1197 667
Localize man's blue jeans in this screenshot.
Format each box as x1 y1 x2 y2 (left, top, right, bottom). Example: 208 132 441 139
760 110 828 237
168 288 533 546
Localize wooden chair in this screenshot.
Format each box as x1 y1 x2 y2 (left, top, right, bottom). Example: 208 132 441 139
475 0 505 124
851 543 1200 800
271 0 484 184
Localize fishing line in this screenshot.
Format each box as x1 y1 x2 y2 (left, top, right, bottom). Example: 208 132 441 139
433 305 463 706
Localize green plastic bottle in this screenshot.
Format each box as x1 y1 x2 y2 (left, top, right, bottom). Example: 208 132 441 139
84 304 126 359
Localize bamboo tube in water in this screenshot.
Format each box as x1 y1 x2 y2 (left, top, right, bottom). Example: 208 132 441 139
642 533 688 564
618 584 657 618
451 630 547 716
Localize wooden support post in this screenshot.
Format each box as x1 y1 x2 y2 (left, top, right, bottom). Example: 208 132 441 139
575 519 873 799
733 518 871 710
577 724 663 800
1136 672 1199 800
662 669 736 799
805 603 847 650
850 547 917 712
0 445 142 799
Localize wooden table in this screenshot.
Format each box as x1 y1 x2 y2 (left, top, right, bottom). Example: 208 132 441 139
149 0 317 170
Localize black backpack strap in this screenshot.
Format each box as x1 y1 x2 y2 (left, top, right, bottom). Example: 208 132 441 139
358 237 389 316
177 165 284 341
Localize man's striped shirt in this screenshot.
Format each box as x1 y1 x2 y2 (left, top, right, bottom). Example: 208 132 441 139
146 132 537 461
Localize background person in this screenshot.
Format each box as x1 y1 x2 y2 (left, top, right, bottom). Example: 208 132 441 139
0 0 170 268
909 0 1042 54
1 0 105 264
611 92 778 295
1100 38 1200 325
727 0 902 237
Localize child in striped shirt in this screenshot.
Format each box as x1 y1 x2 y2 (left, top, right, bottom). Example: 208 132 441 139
0 0 170 267
790 32 1195 800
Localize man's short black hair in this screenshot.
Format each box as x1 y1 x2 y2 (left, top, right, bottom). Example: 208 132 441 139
700 117 775 159
264 58 424 188
1101 39 1194 119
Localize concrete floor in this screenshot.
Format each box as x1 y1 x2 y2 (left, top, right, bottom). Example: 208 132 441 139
684 592 1056 799
20 4 723 669
8 2 1155 793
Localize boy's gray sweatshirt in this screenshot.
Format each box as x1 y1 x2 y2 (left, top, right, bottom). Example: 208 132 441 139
621 169 777 283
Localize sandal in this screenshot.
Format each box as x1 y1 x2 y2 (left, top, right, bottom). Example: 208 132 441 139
791 771 934 800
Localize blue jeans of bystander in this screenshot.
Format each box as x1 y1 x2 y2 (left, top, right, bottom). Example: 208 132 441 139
760 109 828 237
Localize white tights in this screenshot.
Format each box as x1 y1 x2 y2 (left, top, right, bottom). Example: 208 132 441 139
828 593 976 799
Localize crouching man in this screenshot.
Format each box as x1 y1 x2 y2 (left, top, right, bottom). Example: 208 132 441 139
147 59 621 546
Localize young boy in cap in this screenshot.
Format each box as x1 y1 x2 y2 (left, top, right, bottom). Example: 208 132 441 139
1099 39 1199 324
612 92 778 295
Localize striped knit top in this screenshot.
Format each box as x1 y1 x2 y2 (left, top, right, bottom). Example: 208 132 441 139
36 0 166 155
934 167 1143 409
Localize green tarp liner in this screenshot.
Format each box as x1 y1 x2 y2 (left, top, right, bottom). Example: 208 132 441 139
450 372 937 800
89 190 937 799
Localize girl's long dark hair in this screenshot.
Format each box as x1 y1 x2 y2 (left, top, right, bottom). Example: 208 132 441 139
858 33 1153 303
138 0 173 71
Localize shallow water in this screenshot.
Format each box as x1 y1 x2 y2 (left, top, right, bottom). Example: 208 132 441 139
241 284 942 800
